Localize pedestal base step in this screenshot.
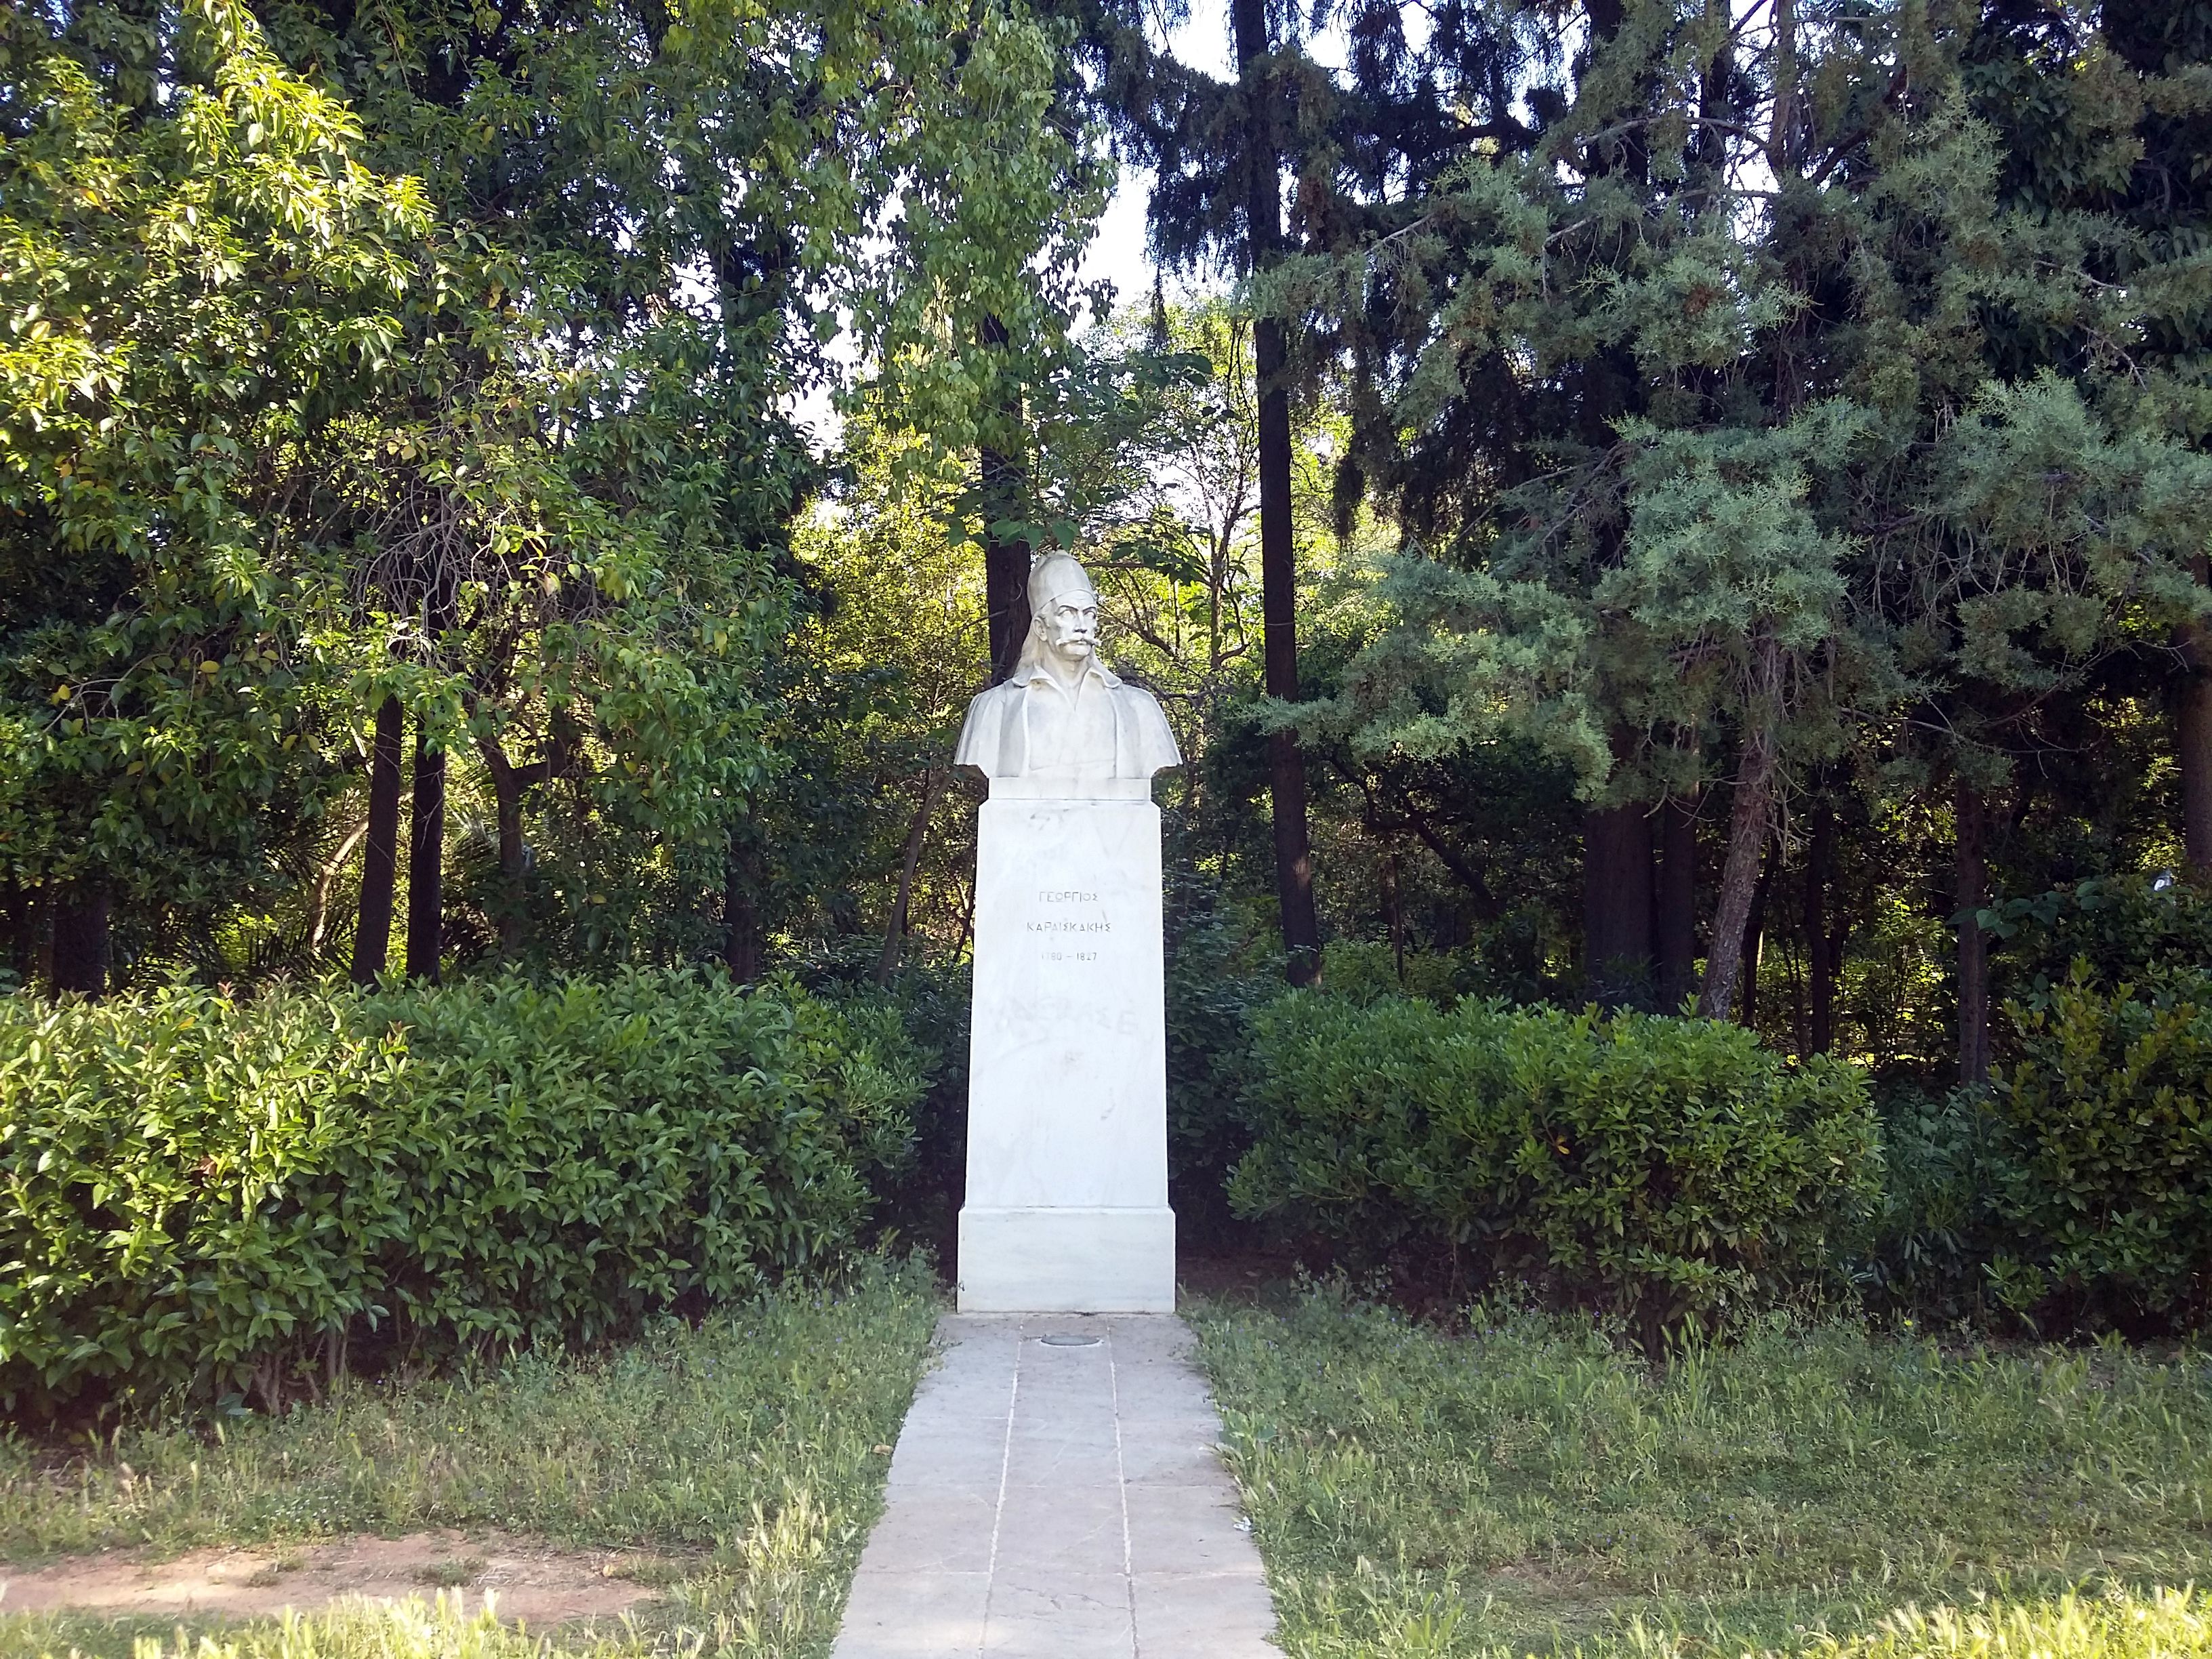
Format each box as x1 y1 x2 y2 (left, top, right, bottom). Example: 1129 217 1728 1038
956 1206 1176 1312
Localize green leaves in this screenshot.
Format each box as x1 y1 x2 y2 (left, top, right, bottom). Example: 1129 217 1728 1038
0 970 925 1414
0 0 437 901
1229 991 1882 1331
1275 0 2212 840
0 0 1117 979
1990 959 2212 1320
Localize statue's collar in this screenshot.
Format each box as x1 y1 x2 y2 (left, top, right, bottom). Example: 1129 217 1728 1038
1013 657 1122 693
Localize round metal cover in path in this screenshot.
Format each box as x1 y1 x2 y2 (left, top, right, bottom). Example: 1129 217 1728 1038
1038 1333 1101 1347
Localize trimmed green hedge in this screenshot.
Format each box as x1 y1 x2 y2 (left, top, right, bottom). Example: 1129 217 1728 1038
0 970 922 1414
1987 963 2212 1322
1229 994 1881 1334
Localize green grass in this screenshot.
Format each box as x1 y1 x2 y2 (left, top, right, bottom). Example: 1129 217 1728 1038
0 1598 583 1659
0 1256 941 1659
1193 1286 2212 1659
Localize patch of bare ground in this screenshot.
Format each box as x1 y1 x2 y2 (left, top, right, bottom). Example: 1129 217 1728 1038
0 1530 673 1628
1176 1246 1309 1305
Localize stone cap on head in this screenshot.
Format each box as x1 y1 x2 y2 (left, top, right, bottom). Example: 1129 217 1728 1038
1028 550 1097 612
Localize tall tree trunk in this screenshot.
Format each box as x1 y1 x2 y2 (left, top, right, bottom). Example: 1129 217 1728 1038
2178 554 2212 877
877 771 944 987
405 717 445 982
1583 802 1655 1008
724 832 764 984
1805 795 1838 1053
983 456 1031 684
1576 0 1656 1008
30 884 54 989
980 316 1031 685
1383 848 1406 985
478 737 544 962
1739 844 1776 1029
1769 0 1798 173
1697 720 1778 1019
350 695 405 984
52 879 110 997
0 880 33 985
1585 0 1651 178
1695 0 1734 182
2177 674 2212 877
489 755 527 960
1656 794 1698 1012
1233 0 1322 984
1957 778 1990 1086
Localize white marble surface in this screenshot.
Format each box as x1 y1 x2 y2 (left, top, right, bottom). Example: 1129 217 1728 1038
958 1208 1174 1313
959 797 1173 1313
953 550 1180 794
830 1315 1278 1659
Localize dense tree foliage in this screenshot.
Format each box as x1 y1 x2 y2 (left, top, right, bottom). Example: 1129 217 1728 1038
7 0 2212 1307
0 0 1097 989
1140 0 2212 1088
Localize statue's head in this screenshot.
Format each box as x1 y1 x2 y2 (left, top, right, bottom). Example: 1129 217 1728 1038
1025 552 1099 670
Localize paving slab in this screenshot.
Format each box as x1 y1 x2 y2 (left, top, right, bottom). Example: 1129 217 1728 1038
832 1313 1277 1659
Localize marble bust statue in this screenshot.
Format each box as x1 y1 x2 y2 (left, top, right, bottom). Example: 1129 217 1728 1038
955 547 1178 1311
955 552 1180 790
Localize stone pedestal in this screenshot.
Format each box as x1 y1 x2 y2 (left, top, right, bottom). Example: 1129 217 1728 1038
957 794 1175 1312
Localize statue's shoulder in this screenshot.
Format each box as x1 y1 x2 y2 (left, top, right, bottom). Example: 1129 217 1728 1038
956 676 1021 771
967 676 1023 714
1110 676 1170 721
1109 676 1181 770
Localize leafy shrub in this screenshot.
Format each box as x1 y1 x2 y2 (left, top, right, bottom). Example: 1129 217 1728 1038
800 944 970 1265
1314 939 1467 1006
1229 994 1881 1336
1985 963 2212 1325
1164 872 1279 1246
0 969 922 1414
1856 1084 2001 1322
1988 874 2212 1007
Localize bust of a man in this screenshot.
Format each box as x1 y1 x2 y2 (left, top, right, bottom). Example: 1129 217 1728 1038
956 552 1180 794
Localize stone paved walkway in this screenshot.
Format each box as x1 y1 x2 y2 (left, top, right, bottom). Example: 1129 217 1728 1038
830 1313 1277 1658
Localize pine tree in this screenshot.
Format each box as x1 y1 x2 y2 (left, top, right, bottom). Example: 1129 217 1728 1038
1047 0 1343 979
1285 0 2212 1033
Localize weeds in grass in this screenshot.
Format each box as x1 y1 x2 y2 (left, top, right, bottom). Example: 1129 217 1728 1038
1193 1287 2212 1658
0 1258 941 1659
22 1595 557 1658
10 1582 2201 1659
1843 1587 2210 1659
413 1557 485 1589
